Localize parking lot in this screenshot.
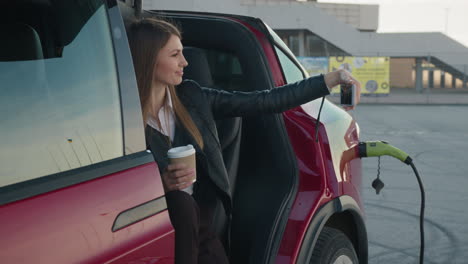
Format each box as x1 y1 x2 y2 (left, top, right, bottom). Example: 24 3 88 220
353 105 468 263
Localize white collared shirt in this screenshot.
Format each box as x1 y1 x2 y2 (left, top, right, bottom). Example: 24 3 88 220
146 89 194 195
147 88 175 141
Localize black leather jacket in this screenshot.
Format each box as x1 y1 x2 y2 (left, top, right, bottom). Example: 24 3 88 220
147 74 330 214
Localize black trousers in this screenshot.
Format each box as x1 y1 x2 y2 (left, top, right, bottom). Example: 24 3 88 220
165 190 229 264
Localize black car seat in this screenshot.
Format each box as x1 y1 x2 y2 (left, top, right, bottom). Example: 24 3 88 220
183 47 243 246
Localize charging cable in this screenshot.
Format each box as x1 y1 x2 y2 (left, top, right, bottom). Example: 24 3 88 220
358 141 425 264
314 96 326 143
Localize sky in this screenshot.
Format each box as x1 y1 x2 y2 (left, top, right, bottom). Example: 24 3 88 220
318 0 468 48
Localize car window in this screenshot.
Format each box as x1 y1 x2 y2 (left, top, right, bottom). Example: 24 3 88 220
205 50 246 91
183 47 246 91
275 46 305 84
0 3 123 187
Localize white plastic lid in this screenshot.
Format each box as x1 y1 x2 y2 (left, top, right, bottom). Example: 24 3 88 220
167 144 195 158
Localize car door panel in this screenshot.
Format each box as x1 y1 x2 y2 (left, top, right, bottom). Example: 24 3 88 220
0 161 174 264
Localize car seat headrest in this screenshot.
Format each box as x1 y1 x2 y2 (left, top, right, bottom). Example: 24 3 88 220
0 23 44 61
183 47 214 87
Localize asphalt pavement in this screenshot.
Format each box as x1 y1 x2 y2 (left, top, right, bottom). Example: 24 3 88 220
351 104 468 264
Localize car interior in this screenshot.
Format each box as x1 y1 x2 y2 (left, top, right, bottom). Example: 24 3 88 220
0 23 43 61
2 0 301 262
131 10 301 263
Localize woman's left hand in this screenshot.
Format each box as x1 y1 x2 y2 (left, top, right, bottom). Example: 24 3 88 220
324 69 361 111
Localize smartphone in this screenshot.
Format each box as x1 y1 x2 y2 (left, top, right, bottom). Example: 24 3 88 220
340 83 355 106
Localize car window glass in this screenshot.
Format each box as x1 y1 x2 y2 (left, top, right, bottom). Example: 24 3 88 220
275 47 305 84
205 50 246 91
0 3 122 187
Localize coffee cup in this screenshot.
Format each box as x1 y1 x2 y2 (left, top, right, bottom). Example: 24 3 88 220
167 144 196 194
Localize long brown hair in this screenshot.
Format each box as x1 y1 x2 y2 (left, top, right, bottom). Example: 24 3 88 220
128 18 204 149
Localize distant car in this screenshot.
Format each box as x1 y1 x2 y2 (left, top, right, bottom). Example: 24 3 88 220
0 0 367 263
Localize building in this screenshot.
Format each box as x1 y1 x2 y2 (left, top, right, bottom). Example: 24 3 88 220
143 0 468 91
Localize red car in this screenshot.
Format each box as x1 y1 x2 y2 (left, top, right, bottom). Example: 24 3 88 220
0 0 366 263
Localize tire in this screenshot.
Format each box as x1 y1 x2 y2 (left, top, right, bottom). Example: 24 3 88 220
310 227 359 264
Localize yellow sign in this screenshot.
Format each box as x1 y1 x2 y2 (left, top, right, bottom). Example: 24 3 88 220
329 56 390 94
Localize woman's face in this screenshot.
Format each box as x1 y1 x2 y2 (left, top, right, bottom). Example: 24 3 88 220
153 34 188 87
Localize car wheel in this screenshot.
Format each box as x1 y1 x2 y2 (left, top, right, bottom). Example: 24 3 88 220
310 227 359 264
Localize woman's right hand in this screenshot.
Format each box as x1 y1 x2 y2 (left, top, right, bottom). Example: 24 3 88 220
162 163 196 192
324 69 361 110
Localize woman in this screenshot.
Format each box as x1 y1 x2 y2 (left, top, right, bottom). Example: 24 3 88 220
128 18 360 264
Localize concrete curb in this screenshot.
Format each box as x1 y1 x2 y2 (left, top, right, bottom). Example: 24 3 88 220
327 89 468 105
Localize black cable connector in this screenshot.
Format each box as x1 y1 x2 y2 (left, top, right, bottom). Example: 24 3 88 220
372 157 385 194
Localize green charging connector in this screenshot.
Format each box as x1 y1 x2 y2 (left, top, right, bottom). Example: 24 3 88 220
357 140 424 264
358 141 412 165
